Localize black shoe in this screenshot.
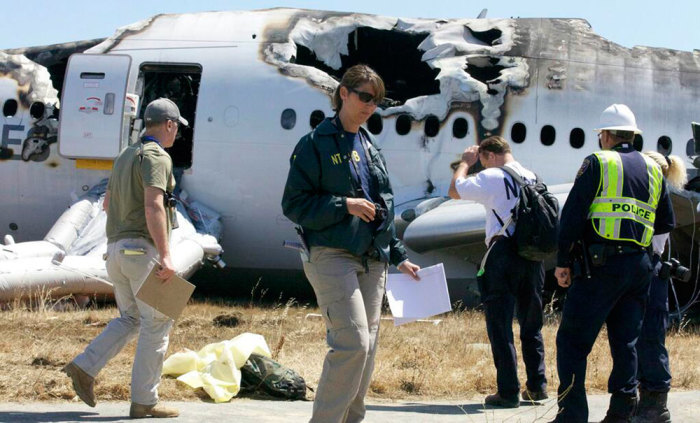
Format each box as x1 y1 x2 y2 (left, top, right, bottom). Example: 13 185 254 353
631 390 671 423
602 392 637 423
484 392 519 408
522 388 549 402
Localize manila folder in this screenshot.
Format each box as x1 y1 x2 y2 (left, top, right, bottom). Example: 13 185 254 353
136 266 195 320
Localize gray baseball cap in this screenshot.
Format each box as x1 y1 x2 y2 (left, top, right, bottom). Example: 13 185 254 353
144 98 188 126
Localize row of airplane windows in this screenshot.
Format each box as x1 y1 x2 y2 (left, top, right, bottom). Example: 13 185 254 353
1 98 681 157
281 108 681 156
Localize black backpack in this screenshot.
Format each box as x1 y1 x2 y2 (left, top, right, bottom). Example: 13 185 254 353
500 166 560 261
240 353 307 400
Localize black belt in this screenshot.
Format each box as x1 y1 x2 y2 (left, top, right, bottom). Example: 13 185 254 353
589 243 647 257
360 246 381 274
364 246 380 260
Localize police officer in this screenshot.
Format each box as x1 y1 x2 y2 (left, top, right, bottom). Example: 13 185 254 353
282 64 420 423
551 104 675 423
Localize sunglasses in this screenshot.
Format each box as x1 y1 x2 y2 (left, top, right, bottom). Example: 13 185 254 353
348 87 378 104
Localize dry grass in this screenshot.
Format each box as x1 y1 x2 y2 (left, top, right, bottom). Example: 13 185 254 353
0 296 698 403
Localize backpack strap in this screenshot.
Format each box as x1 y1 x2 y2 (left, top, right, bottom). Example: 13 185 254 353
477 213 512 277
500 165 540 186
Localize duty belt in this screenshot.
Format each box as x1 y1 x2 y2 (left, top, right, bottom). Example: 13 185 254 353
590 243 647 255
587 243 648 267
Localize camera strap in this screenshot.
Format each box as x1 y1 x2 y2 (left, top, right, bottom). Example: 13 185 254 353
138 135 162 163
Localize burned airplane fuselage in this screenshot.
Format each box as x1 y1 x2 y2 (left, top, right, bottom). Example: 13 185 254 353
1 8 699 287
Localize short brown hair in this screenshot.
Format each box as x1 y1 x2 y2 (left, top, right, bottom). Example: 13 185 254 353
478 136 512 155
332 65 385 111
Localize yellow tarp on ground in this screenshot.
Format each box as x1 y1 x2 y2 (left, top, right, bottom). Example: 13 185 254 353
162 332 271 402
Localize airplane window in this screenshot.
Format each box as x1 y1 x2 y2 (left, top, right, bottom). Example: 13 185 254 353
367 113 383 135
687 138 697 157
310 110 325 129
511 122 526 143
657 136 672 155
396 114 412 136
3 99 18 117
30 102 45 119
633 134 644 151
570 128 585 149
452 118 468 138
425 115 439 137
541 125 556 146
280 108 296 130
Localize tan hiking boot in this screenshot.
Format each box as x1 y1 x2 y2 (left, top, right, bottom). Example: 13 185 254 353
130 403 180 418
62 362 96 407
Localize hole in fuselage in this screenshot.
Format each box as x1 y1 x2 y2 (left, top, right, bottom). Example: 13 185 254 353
294 27 440 105
465 26 502 46
465 56 505 85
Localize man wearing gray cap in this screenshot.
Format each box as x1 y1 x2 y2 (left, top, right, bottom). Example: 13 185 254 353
63 98 187 418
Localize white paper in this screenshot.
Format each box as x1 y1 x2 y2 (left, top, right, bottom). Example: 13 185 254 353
386 263 451 326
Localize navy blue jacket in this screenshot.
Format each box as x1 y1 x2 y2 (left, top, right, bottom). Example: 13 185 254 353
281 117 408 266
557 143 675 267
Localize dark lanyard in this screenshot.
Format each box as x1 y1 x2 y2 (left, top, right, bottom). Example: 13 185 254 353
141 135 161 147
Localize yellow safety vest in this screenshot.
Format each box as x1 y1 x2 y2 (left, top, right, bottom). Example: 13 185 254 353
587 150 663 247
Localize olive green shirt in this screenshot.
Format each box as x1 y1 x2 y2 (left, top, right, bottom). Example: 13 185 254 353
106 141 175 244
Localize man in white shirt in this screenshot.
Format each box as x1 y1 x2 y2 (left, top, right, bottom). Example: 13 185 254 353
448 136 547 408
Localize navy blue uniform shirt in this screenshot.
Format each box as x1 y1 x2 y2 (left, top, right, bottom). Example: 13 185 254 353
557 143 675 267
342 130 382 232
343 130 378 203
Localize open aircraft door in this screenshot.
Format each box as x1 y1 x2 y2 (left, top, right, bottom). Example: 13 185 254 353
58 54 132 159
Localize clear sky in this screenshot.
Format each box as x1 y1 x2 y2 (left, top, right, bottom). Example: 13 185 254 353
0 0 697 52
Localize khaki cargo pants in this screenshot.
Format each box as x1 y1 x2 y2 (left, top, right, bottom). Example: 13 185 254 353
73 238 173 405
304 246 387 423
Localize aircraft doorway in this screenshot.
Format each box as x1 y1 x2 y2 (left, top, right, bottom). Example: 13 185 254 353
136 64 201 170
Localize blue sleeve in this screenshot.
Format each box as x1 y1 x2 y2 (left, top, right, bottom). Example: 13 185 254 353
557 156 599 267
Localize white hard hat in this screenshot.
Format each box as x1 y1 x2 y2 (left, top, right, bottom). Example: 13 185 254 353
595 104 642 134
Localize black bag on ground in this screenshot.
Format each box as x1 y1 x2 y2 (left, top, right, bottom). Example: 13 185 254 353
500 166 560 261
240 353 307 400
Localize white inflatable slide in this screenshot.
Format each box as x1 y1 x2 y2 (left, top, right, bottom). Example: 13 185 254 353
0 180 224 303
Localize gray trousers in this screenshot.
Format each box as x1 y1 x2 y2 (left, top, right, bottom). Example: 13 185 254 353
73 238 173 405
304 246 387 423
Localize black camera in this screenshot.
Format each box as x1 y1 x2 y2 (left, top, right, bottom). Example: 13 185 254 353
658 258 691 282
374 203 388 221
165 191 177 208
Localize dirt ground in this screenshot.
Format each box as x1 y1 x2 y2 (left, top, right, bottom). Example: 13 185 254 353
0 299 698 403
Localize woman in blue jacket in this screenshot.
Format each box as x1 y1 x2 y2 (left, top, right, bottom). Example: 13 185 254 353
282 64 420 423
